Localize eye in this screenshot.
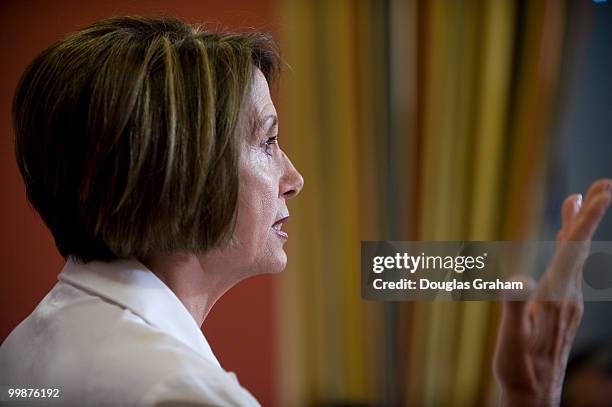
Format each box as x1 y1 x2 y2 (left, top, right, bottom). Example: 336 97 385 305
263 136 278 156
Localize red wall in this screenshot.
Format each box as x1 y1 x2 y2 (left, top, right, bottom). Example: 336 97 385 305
0 1 278 405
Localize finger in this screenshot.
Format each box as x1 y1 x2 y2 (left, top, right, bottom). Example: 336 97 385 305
500 301 530 342
558 301 584 353
540 244 588 300
558 194 582 241
562 179 611 241
531 302 561 356
582 178 612 208
567 190 611 241
500 277 535 333
541 190 610 299
538 190 612 301
538 182 611 301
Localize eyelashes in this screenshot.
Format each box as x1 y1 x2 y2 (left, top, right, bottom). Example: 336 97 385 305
263 136 278 156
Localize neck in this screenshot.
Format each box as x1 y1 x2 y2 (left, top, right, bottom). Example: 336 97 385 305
141 252 241 327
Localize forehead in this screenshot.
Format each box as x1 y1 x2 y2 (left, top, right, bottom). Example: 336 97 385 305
250 69 275 115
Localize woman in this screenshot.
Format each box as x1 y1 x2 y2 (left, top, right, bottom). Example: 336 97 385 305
0 16 610 406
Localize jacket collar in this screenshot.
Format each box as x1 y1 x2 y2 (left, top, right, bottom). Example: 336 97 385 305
58 257 221 368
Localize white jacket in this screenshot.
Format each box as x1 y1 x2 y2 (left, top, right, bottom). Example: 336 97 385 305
0 258 260 406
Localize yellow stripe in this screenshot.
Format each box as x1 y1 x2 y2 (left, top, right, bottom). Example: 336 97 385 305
277 0 322 403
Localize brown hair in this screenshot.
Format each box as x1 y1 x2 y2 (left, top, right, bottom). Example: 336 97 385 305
13 16 280 262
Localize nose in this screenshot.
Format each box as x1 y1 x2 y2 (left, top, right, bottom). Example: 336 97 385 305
280 151 304 199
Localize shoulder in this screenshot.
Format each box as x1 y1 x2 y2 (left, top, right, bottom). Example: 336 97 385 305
80 302 252 404
2 281 257 405
137 371 261 407
95 317 260 406
89 325 258 406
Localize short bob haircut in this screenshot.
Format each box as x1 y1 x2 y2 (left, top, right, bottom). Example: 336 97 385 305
13 16 280 262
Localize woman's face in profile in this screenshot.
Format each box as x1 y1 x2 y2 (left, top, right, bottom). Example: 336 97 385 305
219 69 303 276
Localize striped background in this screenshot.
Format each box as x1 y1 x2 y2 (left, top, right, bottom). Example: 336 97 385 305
277 0 592 405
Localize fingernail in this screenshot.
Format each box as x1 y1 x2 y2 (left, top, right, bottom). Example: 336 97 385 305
576 194 583 209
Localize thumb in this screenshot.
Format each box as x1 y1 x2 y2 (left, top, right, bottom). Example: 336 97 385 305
500 276 536 333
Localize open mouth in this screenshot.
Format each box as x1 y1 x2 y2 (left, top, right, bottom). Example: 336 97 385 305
272 216 289 239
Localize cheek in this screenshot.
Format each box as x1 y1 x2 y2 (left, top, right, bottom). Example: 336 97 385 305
236 158 278 248
258 181 277 235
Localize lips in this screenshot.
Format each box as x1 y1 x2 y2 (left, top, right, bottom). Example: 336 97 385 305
272 215 289 239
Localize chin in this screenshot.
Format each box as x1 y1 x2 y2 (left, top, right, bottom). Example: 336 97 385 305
268 250 287 274
244 249 287 278
265 249 288 274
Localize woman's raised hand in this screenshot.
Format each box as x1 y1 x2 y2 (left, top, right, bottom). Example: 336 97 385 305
493 178 612 407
